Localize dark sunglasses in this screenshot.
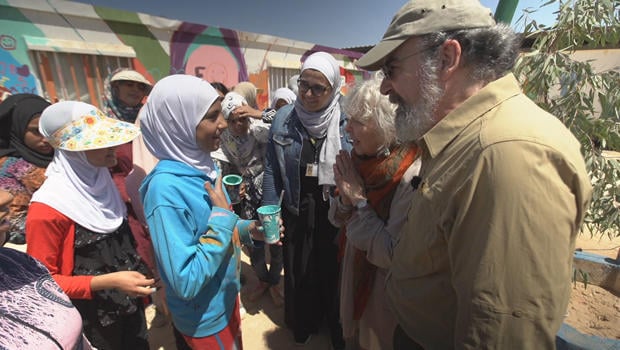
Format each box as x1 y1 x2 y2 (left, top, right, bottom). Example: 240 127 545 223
297 79 331 96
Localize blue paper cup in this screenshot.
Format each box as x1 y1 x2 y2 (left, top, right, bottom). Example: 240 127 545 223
222 174 243 204
257 205 281 244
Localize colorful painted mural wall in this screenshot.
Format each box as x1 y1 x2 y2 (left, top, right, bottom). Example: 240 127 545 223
0 0 368 107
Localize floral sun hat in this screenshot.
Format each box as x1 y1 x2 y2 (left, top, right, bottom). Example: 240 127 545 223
40 101 140 151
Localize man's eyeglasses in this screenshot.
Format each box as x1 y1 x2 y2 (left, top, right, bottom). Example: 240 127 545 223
380 44 440 80
297 79 331 96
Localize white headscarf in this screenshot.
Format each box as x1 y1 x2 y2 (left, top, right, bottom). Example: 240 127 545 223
270 87 296 109
288 74 300 95
31 101 127 233
221 91 247 120
139 74 219 179
295 51 343 185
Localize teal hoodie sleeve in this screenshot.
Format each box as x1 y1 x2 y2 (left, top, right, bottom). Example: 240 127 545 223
148 205 238 300
236 219 256 248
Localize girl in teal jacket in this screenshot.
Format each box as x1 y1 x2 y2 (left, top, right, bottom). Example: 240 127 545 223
139 74 265 349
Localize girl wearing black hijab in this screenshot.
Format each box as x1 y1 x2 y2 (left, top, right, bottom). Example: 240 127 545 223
0 93 52 244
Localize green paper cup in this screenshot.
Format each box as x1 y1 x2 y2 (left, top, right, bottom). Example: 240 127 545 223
222 174 243 204
257 205 281 244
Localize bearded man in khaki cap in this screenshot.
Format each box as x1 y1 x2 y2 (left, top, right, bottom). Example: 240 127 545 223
357 1 592 348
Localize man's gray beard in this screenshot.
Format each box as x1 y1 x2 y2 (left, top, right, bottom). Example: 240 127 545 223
395 103 437 142
395 61 443 143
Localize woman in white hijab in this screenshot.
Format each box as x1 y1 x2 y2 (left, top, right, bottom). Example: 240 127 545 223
261 51 351 348
26 101 154 350
138 74 267 349
270 87 297 110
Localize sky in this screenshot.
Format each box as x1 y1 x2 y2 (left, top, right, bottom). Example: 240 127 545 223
71 0 559 48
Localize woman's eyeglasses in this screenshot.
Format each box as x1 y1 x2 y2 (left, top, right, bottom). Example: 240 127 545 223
297 79 331 96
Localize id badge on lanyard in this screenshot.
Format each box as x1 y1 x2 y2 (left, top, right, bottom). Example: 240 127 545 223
306 135 322 178
305 163 318 177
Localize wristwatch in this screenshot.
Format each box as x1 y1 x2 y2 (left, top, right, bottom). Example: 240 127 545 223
355 199 368 209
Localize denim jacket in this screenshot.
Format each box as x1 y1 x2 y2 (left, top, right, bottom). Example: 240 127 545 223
262 103 352 216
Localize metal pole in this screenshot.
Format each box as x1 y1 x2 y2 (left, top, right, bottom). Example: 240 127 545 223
494 0 520 24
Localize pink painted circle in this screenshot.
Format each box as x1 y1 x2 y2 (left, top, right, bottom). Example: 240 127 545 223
185 45 239 88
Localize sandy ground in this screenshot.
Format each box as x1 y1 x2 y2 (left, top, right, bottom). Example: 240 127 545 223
565 283 620 339
146 248 334 350
565 232 620 339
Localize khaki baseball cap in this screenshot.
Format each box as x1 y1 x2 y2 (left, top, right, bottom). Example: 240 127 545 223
357 0 495 70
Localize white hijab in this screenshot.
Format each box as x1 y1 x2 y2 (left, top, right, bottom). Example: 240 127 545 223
31 102 126 233
288 74 300 95
295 51 343 185
270 87 296 109
139 74 219 179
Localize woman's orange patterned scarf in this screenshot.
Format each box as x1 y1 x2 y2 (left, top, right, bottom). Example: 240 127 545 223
341 144 417 320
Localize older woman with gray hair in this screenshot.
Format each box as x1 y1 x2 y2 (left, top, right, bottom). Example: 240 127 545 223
329 73 420 350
